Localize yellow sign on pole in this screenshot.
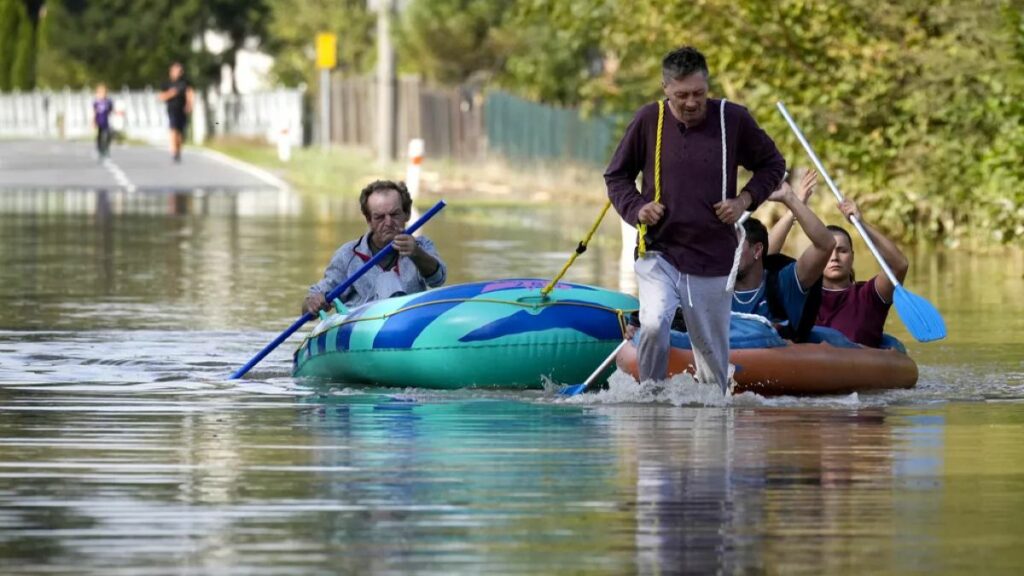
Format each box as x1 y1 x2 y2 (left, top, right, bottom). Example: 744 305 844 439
316 33 337 69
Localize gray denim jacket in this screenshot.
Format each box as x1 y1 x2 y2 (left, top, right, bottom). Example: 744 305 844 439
308 232 446 308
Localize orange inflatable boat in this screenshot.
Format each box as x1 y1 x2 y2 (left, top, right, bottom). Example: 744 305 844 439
615 319 918 396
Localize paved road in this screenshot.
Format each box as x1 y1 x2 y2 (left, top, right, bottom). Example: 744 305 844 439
0 140 285 192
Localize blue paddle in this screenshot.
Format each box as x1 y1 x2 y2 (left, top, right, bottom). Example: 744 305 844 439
776 102 946 342
230 200 447 379
559 339 629 396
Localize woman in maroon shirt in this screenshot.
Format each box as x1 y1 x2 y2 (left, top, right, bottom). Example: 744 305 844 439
816 199 910 347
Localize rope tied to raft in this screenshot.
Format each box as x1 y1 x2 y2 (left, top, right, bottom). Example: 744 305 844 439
313 297 639 333
540 199 613 298
616 308 629 340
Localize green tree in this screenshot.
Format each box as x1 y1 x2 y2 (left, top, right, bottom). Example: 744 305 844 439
395 0 606 105
11 0 36 89
0 0 22 90
207 0 271 93
36 0 269 91
397 0 512 84
38 0 206 89
265 0 375 87
511 0 1024 243
492 1 610 106
33 1 90 88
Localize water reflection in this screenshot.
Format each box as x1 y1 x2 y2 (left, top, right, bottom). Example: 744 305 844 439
595 406 906 573
6 389 1022 573
292 396 628 573
1 186 1023 572
0 187 305 217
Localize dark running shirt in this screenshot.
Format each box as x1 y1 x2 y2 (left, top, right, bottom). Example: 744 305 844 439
93 97 113 129
816 277 892 348
162 79 189 114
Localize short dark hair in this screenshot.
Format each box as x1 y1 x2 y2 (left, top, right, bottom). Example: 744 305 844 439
743 217 768 253
359 180 412 219
662 47 709 82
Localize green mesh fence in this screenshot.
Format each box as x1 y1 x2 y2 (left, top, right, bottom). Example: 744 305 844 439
485 90 617 167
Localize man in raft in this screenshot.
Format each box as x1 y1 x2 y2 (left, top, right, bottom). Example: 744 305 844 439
302 180 447 314
605 46 786 392
732 170 835 341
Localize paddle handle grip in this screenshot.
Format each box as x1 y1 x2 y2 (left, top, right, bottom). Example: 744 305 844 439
775 102 902 288
229 199 447 380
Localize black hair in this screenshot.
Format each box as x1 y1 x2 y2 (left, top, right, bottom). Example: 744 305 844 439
826 224 853 248
359 180 412 219
742 217 768 254
662 46 709 82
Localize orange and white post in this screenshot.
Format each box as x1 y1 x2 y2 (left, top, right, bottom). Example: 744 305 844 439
276 122 292 162
406 138 424 201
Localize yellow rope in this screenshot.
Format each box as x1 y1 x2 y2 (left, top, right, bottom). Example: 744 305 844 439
616 309 629 340
637 99 664 257
324 297 639 330
540 199 613 297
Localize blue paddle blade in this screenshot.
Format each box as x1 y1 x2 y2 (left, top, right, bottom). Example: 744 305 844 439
893 285 947 342
558 383 588 397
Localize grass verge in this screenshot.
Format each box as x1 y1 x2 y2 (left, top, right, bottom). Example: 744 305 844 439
203 137 607 206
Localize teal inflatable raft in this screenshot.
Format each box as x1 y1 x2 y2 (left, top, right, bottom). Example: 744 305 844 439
292 279 639 389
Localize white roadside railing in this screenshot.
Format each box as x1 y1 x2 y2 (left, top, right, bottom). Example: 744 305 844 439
0 87 304 147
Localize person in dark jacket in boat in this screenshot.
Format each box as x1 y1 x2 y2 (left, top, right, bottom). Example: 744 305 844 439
732 171 835 342
606 46 786 391
303 180 446 314
815 199 909 347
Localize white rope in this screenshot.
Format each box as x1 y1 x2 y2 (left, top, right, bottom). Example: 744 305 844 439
730 310 775 328
723 99 745 292
720 99 728 205
686 273 694 308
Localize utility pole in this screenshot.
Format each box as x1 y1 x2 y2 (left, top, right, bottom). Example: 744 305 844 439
371 0 396 165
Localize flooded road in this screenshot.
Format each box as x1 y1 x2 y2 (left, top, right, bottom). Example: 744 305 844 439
1 187 1022 574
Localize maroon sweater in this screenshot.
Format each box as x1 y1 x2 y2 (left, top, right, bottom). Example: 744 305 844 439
817 277 892 348
606 99 786 276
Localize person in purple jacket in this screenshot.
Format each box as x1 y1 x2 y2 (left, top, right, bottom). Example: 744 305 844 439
92 83 113 159
605 46 786 392
816 199 909 348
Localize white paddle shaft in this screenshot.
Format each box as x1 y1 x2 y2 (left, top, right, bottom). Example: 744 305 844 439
776 101 902 288
582 340 630 388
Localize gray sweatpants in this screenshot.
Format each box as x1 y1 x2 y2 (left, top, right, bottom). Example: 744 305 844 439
634 253 732 392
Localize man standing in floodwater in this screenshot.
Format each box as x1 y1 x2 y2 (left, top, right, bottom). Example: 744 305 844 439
605 46 786 392
158 62 194 163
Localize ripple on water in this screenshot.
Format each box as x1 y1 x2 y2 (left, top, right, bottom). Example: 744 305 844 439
2 325 1021 407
